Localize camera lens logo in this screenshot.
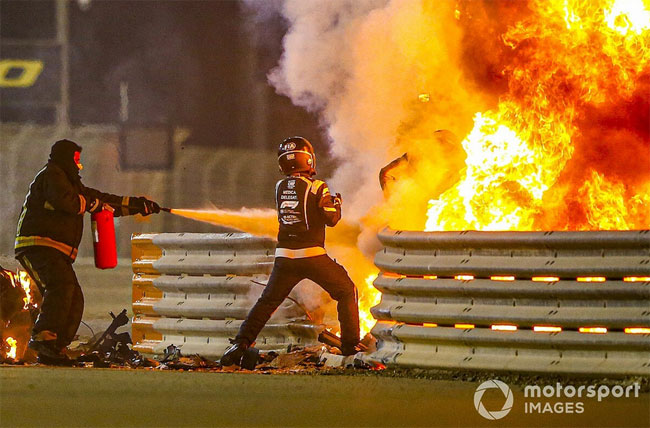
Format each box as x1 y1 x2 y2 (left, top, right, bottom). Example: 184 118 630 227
474 379 514 420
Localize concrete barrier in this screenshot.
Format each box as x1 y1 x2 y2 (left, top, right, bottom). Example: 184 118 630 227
131 233 322 359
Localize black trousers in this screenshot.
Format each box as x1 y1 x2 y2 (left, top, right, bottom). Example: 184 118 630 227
16 246 84 349
236 254 360 348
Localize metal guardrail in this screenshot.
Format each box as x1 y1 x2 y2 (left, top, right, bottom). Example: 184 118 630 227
131 233 322 359
367 228 650 376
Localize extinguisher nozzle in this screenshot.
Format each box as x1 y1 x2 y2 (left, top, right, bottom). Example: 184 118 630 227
161 207 172 213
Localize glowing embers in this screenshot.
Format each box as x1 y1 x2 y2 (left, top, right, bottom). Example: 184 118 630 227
578 327 608 334
490 276 515 281
423 275 438 280
382 272 406 279
624 328 650 334
454 323 475 329
491 324 518 332
623 277 650 282
5 337 17 360
533 326 562 333
454 275 474 281
577 277 606 282
402 324 650 335
532 277 560 283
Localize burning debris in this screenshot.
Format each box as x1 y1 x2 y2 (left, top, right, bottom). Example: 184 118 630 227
1 264 40 364
1 297 379 373
147 331 381 373
5 337 17 361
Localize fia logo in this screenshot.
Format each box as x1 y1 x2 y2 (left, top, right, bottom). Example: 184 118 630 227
287 180 296 189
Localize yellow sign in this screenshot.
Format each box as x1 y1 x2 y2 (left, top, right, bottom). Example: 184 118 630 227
0 59 44 88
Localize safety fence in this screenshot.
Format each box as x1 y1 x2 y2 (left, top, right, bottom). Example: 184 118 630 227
131 233 322 359
367 228 650 376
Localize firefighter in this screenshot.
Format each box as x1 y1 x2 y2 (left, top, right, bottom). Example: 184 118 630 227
220 137 360 366
15 139 161 364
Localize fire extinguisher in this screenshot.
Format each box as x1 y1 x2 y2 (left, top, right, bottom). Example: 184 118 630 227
91 209 118 269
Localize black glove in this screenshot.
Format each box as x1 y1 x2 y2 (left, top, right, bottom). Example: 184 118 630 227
132 197 161 216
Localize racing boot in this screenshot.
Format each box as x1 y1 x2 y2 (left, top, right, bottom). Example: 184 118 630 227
219 339 249 366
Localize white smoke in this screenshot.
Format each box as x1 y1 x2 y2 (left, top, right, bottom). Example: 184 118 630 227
244 0 491 248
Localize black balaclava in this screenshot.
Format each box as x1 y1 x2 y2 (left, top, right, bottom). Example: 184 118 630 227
49 139 82 182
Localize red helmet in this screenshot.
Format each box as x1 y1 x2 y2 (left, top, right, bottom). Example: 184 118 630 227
278 136 316 175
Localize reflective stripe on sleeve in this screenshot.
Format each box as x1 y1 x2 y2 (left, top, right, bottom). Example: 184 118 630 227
121 196 130 216
15 236 78 260
275 247 326 259
323 207 337 212
78 195 86 214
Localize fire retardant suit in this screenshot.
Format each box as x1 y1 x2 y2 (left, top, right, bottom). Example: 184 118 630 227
235 175 360 353
14 139 159 362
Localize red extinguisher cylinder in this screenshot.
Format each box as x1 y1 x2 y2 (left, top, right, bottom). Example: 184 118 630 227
91 209 118 269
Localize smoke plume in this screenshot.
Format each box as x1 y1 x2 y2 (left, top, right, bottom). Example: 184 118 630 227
245 0 649 238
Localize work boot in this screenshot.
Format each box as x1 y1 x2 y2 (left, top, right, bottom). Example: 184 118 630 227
29 339 75 366
28 338 63 360
220 340 249 366
36 353 75 367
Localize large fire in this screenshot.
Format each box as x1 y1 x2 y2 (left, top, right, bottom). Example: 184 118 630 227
172 0 648 341
424 0 650 231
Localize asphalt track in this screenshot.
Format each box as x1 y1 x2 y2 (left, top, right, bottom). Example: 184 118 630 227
1 366 648 427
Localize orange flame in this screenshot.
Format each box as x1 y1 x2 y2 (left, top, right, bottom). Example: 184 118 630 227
17 271 33 310
421 0 650 232
5 337 17 360
360 273 381 337
7 270 35 310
